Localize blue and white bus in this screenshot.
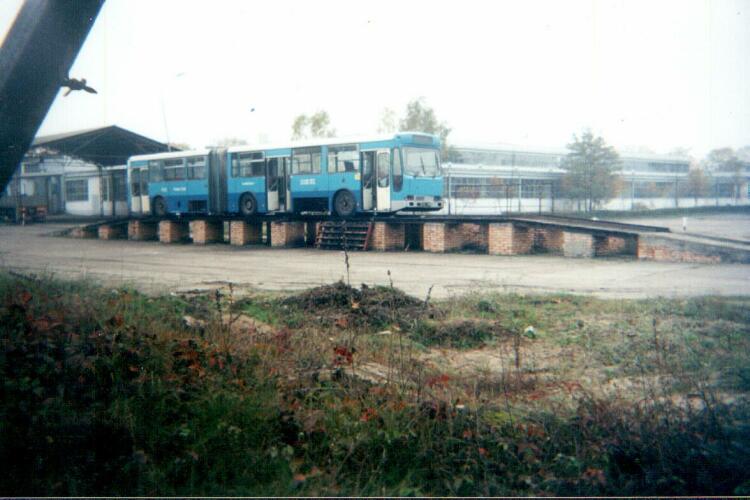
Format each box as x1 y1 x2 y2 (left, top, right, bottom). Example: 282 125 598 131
128 132 444 217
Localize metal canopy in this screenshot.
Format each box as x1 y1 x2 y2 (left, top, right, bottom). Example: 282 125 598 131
32 125 172 166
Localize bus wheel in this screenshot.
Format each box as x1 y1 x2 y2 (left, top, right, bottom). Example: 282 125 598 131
153 197 167 217
333 190 355 217
239 193 257 216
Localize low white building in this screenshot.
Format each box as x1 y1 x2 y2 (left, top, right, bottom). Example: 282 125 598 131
442 143 750 215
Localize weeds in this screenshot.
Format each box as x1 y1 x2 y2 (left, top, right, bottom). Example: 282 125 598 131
1 272 749 496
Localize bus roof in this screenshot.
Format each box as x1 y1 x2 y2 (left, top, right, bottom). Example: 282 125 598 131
226 132 439 154
128 149 211 163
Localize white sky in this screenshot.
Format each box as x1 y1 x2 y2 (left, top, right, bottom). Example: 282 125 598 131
1 0 749 156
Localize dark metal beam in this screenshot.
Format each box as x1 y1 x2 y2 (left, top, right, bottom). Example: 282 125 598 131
0 0 105 191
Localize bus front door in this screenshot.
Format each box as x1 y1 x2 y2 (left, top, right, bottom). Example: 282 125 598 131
361 151 375 211
375 150 391 212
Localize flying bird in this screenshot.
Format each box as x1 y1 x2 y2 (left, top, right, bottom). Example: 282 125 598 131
61 77 97 97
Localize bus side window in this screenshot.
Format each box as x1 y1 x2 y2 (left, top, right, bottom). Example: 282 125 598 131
149 160 163 182
187 156 207 180
292 147 321 175
377 151 390 187
392 148 403 191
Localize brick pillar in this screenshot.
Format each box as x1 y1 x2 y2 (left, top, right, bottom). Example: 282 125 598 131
270 221 305 247
533 227 563 254
488 223 513 255
488 223 533 255
229 221 262 246
189 220 222 244
158 220 187 243
562 231 594 258
128 220 157 241
422 223 445 253
370 222 405 251
97 224 125 240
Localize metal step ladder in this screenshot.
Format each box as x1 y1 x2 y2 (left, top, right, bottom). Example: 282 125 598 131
315 221 373 250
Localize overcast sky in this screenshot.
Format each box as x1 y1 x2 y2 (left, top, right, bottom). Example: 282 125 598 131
1 0 749 156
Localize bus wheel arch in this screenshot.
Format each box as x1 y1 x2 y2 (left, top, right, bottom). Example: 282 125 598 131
152 196 167 217
332 189 356 217
239 192 258 216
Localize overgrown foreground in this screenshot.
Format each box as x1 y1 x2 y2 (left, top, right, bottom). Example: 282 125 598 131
1 273 749 496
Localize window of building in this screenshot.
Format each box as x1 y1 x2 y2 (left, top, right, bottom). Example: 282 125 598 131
113 174 127 201
232 152 265 177
163 158 185 181
327 145 359 173
292 147 321 175
187 156 207 180
65 179 88 202
102 175 111 201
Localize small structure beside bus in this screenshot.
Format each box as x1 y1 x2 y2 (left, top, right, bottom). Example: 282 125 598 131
127 132 444 218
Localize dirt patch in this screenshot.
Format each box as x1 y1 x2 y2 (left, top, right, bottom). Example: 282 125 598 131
282 281 431 328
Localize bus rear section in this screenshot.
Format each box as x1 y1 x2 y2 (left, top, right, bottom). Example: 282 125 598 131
128 150 213 216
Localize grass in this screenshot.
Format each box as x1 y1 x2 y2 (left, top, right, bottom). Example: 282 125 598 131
1 273 749 496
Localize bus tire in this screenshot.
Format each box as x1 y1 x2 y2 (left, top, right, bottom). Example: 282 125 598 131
333 190 355 217
239 192 257 216
153 197 167 217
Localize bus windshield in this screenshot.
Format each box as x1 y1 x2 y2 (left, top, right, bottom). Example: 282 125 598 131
404 148 440 177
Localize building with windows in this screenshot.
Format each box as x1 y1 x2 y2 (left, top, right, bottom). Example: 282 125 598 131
443 143 750 214
0 126 169 220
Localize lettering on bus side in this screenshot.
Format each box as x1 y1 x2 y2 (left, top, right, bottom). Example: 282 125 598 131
300 178 316 186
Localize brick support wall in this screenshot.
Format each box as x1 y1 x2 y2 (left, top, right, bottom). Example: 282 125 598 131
97 224 125 240
488 223 534 255
229 221 262 246
458 223 488 251
422 223 464 253
594 235 637 257
370 222 405 251
270 222 305 247
69 226 97 239
533 227 564 254
562 231 594 258
637 236 722 263
189 220 222 244
511 225 534 254
488 223 514 255
158 220 187 244
128 220 157 241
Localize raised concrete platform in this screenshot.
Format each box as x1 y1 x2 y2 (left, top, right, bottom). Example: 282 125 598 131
73 214 750 264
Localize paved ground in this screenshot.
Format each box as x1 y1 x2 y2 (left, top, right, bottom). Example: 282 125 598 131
1 222 749 298
618 213 750 242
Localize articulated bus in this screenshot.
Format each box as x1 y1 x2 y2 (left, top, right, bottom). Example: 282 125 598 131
127 132 444 217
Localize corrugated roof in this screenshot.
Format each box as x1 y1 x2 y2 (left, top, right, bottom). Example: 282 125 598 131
30 125 171 166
